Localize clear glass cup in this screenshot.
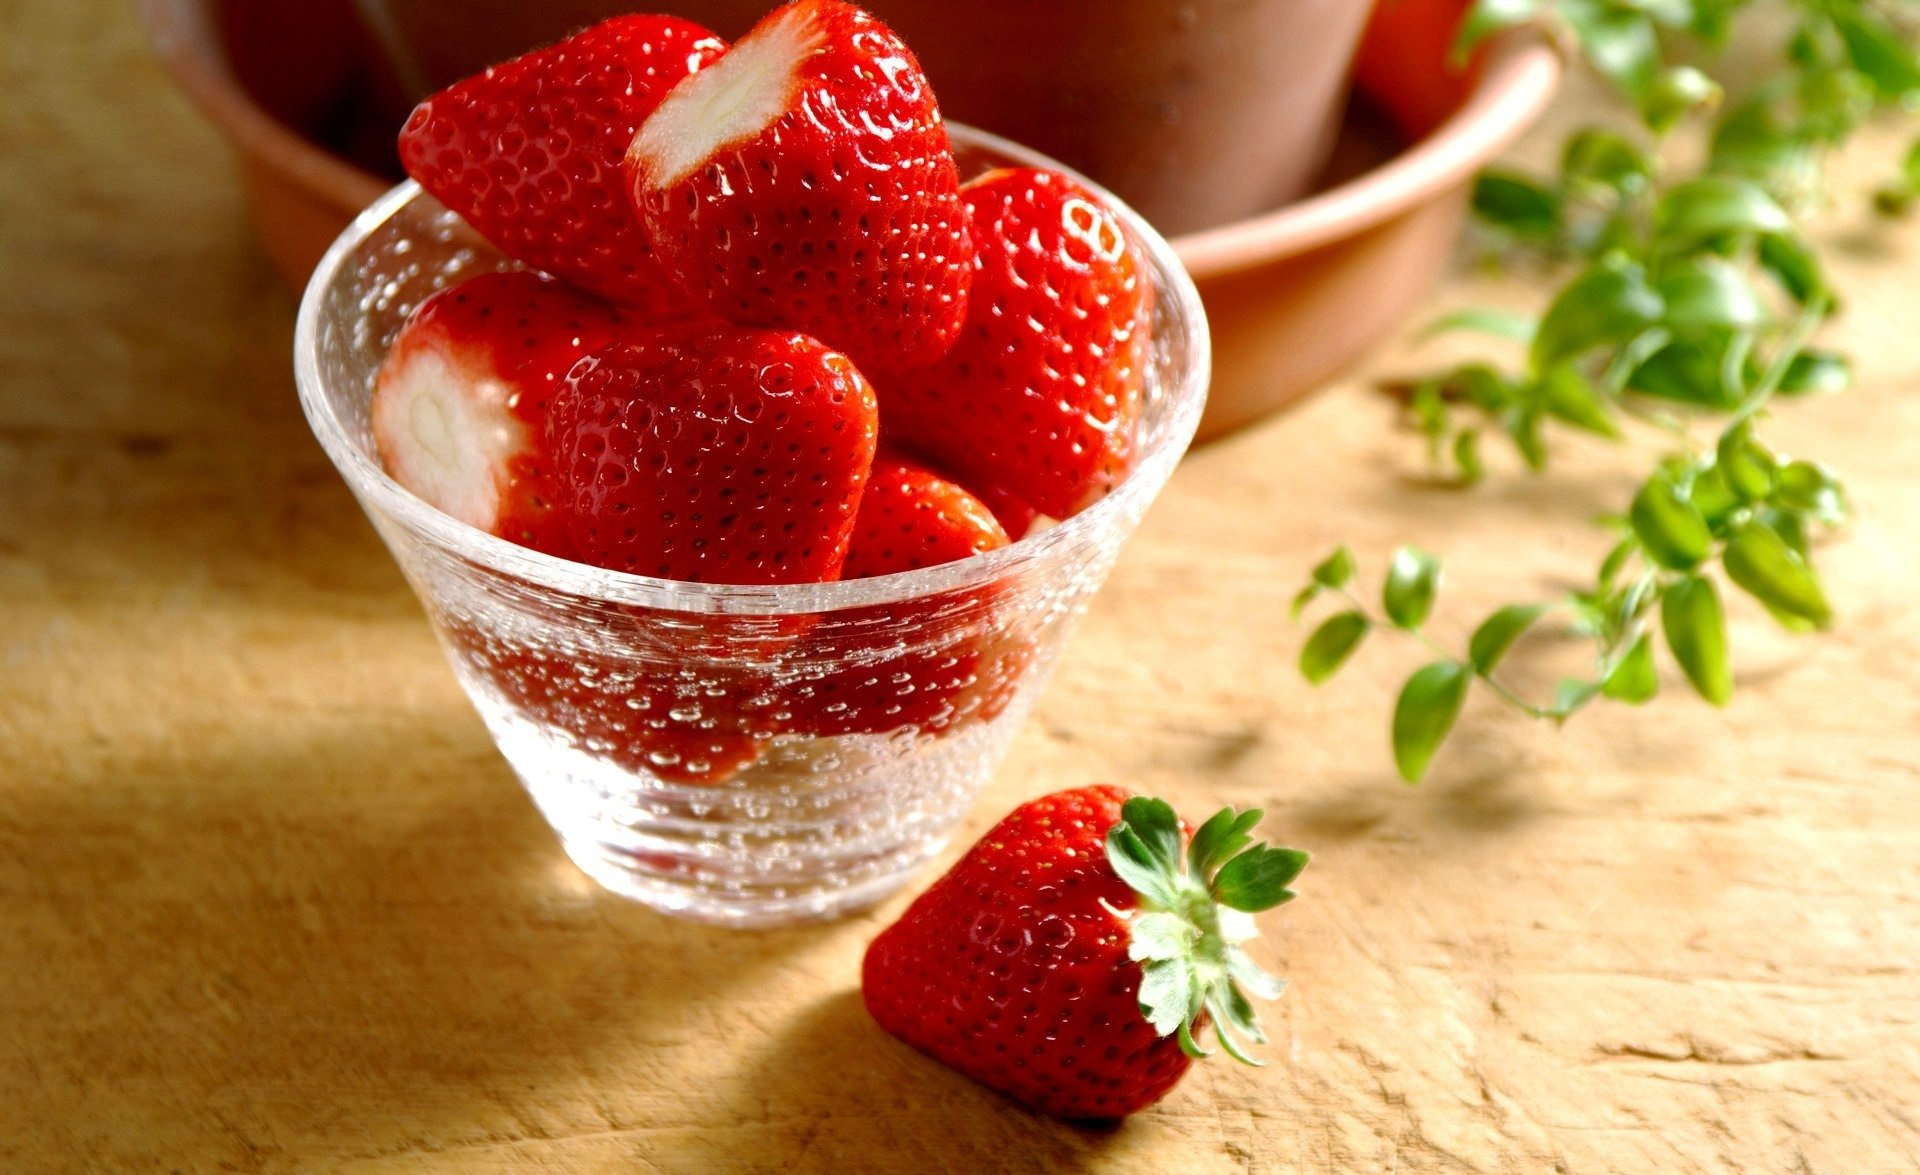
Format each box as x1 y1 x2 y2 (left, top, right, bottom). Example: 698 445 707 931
294 126 1209 927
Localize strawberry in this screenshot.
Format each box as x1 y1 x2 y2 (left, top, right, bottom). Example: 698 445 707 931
371 271 626 556
970 482 1041 543
443 620 770 787
841 450 1009 579
771 450 1028 739
774 611 1031 741
624 0 972 376
863 787 1308 1119
546 327 879 585
397 16 727 312
882 168 1153 520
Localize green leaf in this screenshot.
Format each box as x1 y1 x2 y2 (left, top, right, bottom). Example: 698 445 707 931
1531 260 1664 369
1626 0 1695 30
1300 612 1370 685
1654 177 1792 245
1758 234 1828 307
1778 350 1851 396
1105 812 1180 909
1469 603 1547 672
1772 460 1847 522
1723 518 1832 627
1138 958 1197 1039
1599 537 1637 588
1562 0 1661 100
1127 912 1199 962
1601 634 1659 703
1456 0 1542 56
1562 127 1653 195
1625 339 1742 408
1312 546 1357 590
1710 100 1813 184
1630 476 1712 570
1213 845 1310 913
1473 171 1563 240
1451 363 1520 412
1662 574 1732 705
1506 408 1548 470
1226 948 1286 1001
1422 307 1538 344
1383 547 1443 629
1203 1004 1256 1065
1643 65 1719 134
1716 422 1775 501
1187 807 1262 880
1289 583 1320 621
1538 364 1622 439
1659 258 1768 331
1799 67 1875 144
1391 661 1471 783
1835 9 1920 98
1553 677 1602 717
1120 796 1183 876
1206 984 1267 1064
1454 429 1486 485
1690 462 1741 532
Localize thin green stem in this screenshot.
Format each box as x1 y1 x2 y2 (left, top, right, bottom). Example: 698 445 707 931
1331 586 1556 721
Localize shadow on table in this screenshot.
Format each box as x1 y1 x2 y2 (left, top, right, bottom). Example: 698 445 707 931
637 989 1128 1174
0 713 831 1164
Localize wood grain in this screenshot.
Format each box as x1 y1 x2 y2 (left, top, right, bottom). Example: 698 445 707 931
3 3 1917 1170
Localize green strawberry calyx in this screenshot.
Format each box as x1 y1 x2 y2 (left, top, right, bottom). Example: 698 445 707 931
1103 797 1309 1065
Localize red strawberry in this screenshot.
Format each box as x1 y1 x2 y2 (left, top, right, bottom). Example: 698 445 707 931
398 16 726 312
774 612 1031 741
371 271 625 556
773 451 1026 739
546 328 879 585
883 168 1153 519
863 787 1308 1119
443 620 769 787
842 450 1009 579
624 0 972 376
970 481 1041 543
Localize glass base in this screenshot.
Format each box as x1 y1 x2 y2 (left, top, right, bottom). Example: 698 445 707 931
555 833 946 928
482 703 1023 927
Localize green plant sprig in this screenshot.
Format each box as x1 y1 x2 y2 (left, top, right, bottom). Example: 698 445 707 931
1297 0 1907 782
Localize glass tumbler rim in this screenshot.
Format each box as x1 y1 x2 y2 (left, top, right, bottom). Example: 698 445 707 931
293 122 1210 617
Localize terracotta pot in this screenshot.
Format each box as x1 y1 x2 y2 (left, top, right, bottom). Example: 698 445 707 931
351 0 1372 237
139 0 1561 440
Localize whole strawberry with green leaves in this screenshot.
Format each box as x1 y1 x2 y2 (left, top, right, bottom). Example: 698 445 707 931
862 786 1308 1118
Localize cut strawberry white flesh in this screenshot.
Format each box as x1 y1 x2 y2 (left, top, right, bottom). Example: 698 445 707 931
628 3 821 192
375 344 525 530
371 272 626 558
624 0 973 378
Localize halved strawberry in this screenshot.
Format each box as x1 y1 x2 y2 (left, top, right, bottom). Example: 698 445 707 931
546 327 880 585
624 0 972 376
841 450 1009 580
398 16 727 312
882 167 1153 519
371 271 625 556
777 452 1027 740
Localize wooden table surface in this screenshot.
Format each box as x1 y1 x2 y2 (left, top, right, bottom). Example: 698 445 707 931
6 4 1919 1171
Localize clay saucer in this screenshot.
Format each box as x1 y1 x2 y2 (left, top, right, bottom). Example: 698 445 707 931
139 0 1560 439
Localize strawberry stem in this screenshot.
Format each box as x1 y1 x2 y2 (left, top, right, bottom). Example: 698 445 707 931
1105 797 1308 1065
